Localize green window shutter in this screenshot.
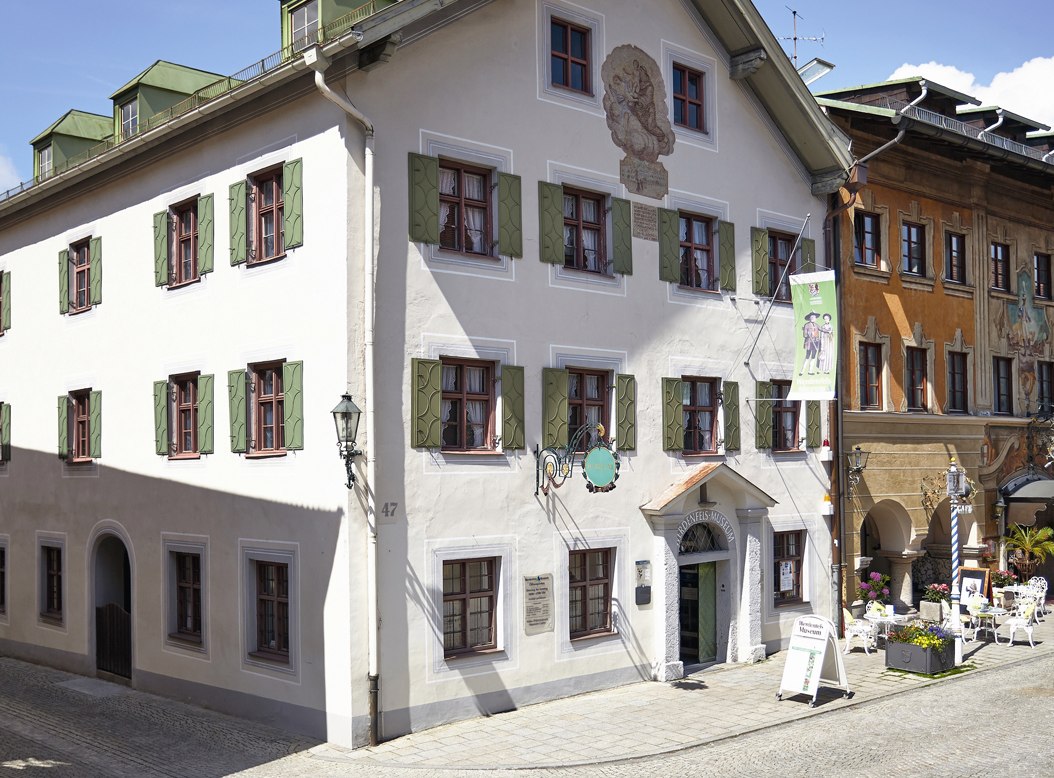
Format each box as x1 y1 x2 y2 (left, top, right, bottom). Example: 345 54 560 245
751 227 769 296
89 390 102 458
197 374 214 454
282 361 304 450
722 380 740 451
283 158 304 249
408 153 439 244
153 210 170 286
89 237 102 305
611 197 632 275
197 195 214 275
801 238 816 273
410 358 442 448
662 377 684 451
541 367 569 449
227 369 247 452
538 182 564 264
755 380 773 450
1 271 11 332
0 402 9 461
615 373 636 451
58 249 69 314
497 173 523 258
500 364 525 450
806 400 822 448
229 180 248 265
658 208 680 283
719 221 736 292
153 380 170 456
57 395 69 458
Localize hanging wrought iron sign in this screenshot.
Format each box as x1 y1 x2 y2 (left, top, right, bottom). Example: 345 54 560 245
535 422 620 496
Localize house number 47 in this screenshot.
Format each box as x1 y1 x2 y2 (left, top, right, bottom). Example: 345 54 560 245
381 502 399 518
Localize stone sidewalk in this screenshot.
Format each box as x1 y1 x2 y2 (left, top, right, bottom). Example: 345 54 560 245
312 611 1053 770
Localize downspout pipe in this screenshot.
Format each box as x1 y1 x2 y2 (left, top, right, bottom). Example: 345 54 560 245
979 110 1005 144
304 44 381 747
855 82 928 166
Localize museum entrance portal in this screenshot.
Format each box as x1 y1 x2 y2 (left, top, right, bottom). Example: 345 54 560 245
679 562 716 665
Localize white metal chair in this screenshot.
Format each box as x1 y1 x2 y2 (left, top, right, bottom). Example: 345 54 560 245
842 607 874 654
1028 576 1048 619
996 596 1038 647
962 595 986 643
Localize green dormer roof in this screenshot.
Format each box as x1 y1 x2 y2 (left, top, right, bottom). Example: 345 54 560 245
30 110 112 147
109 60 225 100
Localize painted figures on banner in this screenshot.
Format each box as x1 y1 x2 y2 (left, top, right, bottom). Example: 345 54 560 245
789 271 838 401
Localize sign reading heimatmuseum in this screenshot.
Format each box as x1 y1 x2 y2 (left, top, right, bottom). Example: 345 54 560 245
524 575 554 635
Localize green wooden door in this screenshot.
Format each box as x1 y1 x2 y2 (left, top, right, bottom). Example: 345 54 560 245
680 562 718 665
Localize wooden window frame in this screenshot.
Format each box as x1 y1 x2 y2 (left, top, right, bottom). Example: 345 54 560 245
773 530 804 607
42 545 62 621
1036 253 1052 300
440 358 495 453
945 232 966 284
289 0 319 52
562 187 607 275
254 561 289 662
947 351 968 414
991 242 1010 291
171 373 199 458
993 356 1014 415
550 17 591 95
119 98 138 140
901 222 925 276
174 551 202 642
251 362 285 455
70 240 91 314
442 557 498 657
771 380 799 451
854 212 881 267
682 376 718 454
768 231 797 302
70 389 91 462
672 62 705 133
438 161 492 257
567 368 609 451
905 347 928 411
170 200 200 287
859 342 882 409
1038 361 1054 417
568 547 614 639
250 169 285 264
678 212 716 291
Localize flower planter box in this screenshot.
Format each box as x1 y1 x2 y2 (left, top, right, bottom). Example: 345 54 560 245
885 642 952 675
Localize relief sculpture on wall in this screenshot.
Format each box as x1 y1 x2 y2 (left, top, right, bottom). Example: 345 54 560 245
602 45 675 199
997 269 1051 412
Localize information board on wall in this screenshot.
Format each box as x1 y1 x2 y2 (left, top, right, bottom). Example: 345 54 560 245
524 575 554 635
776 615 849 706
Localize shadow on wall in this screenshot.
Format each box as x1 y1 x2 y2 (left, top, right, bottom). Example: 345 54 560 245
0 444 348 756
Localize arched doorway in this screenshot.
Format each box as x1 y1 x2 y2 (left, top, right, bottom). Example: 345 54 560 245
94 534 131 678
678 520 730 668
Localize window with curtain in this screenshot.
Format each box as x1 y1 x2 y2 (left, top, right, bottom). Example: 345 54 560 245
440 358 494 452
563 188 606 274
773 530 804 606
568 368 608 450
443 557 498 656
569 548 614 638
439 162 491 256
682 376 718 453
771 380 798 451
679 212 715 291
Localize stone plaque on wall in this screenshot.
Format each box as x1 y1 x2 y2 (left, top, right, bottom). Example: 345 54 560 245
632 201 658 241
524 574 554 635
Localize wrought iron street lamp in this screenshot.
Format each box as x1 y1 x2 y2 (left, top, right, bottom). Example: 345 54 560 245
845 445 869 497
331 393 363 488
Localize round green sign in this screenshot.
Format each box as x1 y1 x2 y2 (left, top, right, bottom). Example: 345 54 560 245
583 446 618 489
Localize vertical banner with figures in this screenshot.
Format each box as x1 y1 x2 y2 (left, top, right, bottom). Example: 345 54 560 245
788 270 838 401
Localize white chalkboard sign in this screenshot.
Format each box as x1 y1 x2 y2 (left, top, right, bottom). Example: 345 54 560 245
776 615 849 706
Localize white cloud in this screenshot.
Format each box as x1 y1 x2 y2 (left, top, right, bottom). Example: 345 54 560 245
0 154 20 192
888 58 1054 129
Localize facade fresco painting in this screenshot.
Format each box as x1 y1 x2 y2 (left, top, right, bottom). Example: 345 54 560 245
998 269 1051 412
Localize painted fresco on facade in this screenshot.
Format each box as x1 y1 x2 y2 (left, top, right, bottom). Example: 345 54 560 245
998 270 1051 410
601 45 674 199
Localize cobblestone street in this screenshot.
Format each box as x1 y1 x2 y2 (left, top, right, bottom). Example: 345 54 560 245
2 617 1052 777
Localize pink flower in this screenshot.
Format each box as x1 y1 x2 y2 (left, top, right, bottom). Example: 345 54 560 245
881 588 890 595
870 572 882 581
868 591 879 599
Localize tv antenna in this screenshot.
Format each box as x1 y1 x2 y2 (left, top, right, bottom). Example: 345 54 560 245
778 7 824 67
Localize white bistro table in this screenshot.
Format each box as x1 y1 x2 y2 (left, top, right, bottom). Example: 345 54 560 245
864 611 911 644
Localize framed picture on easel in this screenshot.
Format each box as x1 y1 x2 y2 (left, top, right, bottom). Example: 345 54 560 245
957 567 989 601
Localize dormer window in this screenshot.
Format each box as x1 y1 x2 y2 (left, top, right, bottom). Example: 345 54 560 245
290 0 319 52
38 144 52 180
120 99 138 140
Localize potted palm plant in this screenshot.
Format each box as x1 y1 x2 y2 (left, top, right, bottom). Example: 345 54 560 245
1006 525 1054 580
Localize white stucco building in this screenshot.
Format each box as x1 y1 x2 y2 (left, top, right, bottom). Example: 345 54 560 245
0 0 851 748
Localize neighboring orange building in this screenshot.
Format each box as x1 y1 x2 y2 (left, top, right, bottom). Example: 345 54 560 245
818 78 1054 608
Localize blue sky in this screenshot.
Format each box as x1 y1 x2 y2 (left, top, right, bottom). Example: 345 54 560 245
2 1 1051 189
